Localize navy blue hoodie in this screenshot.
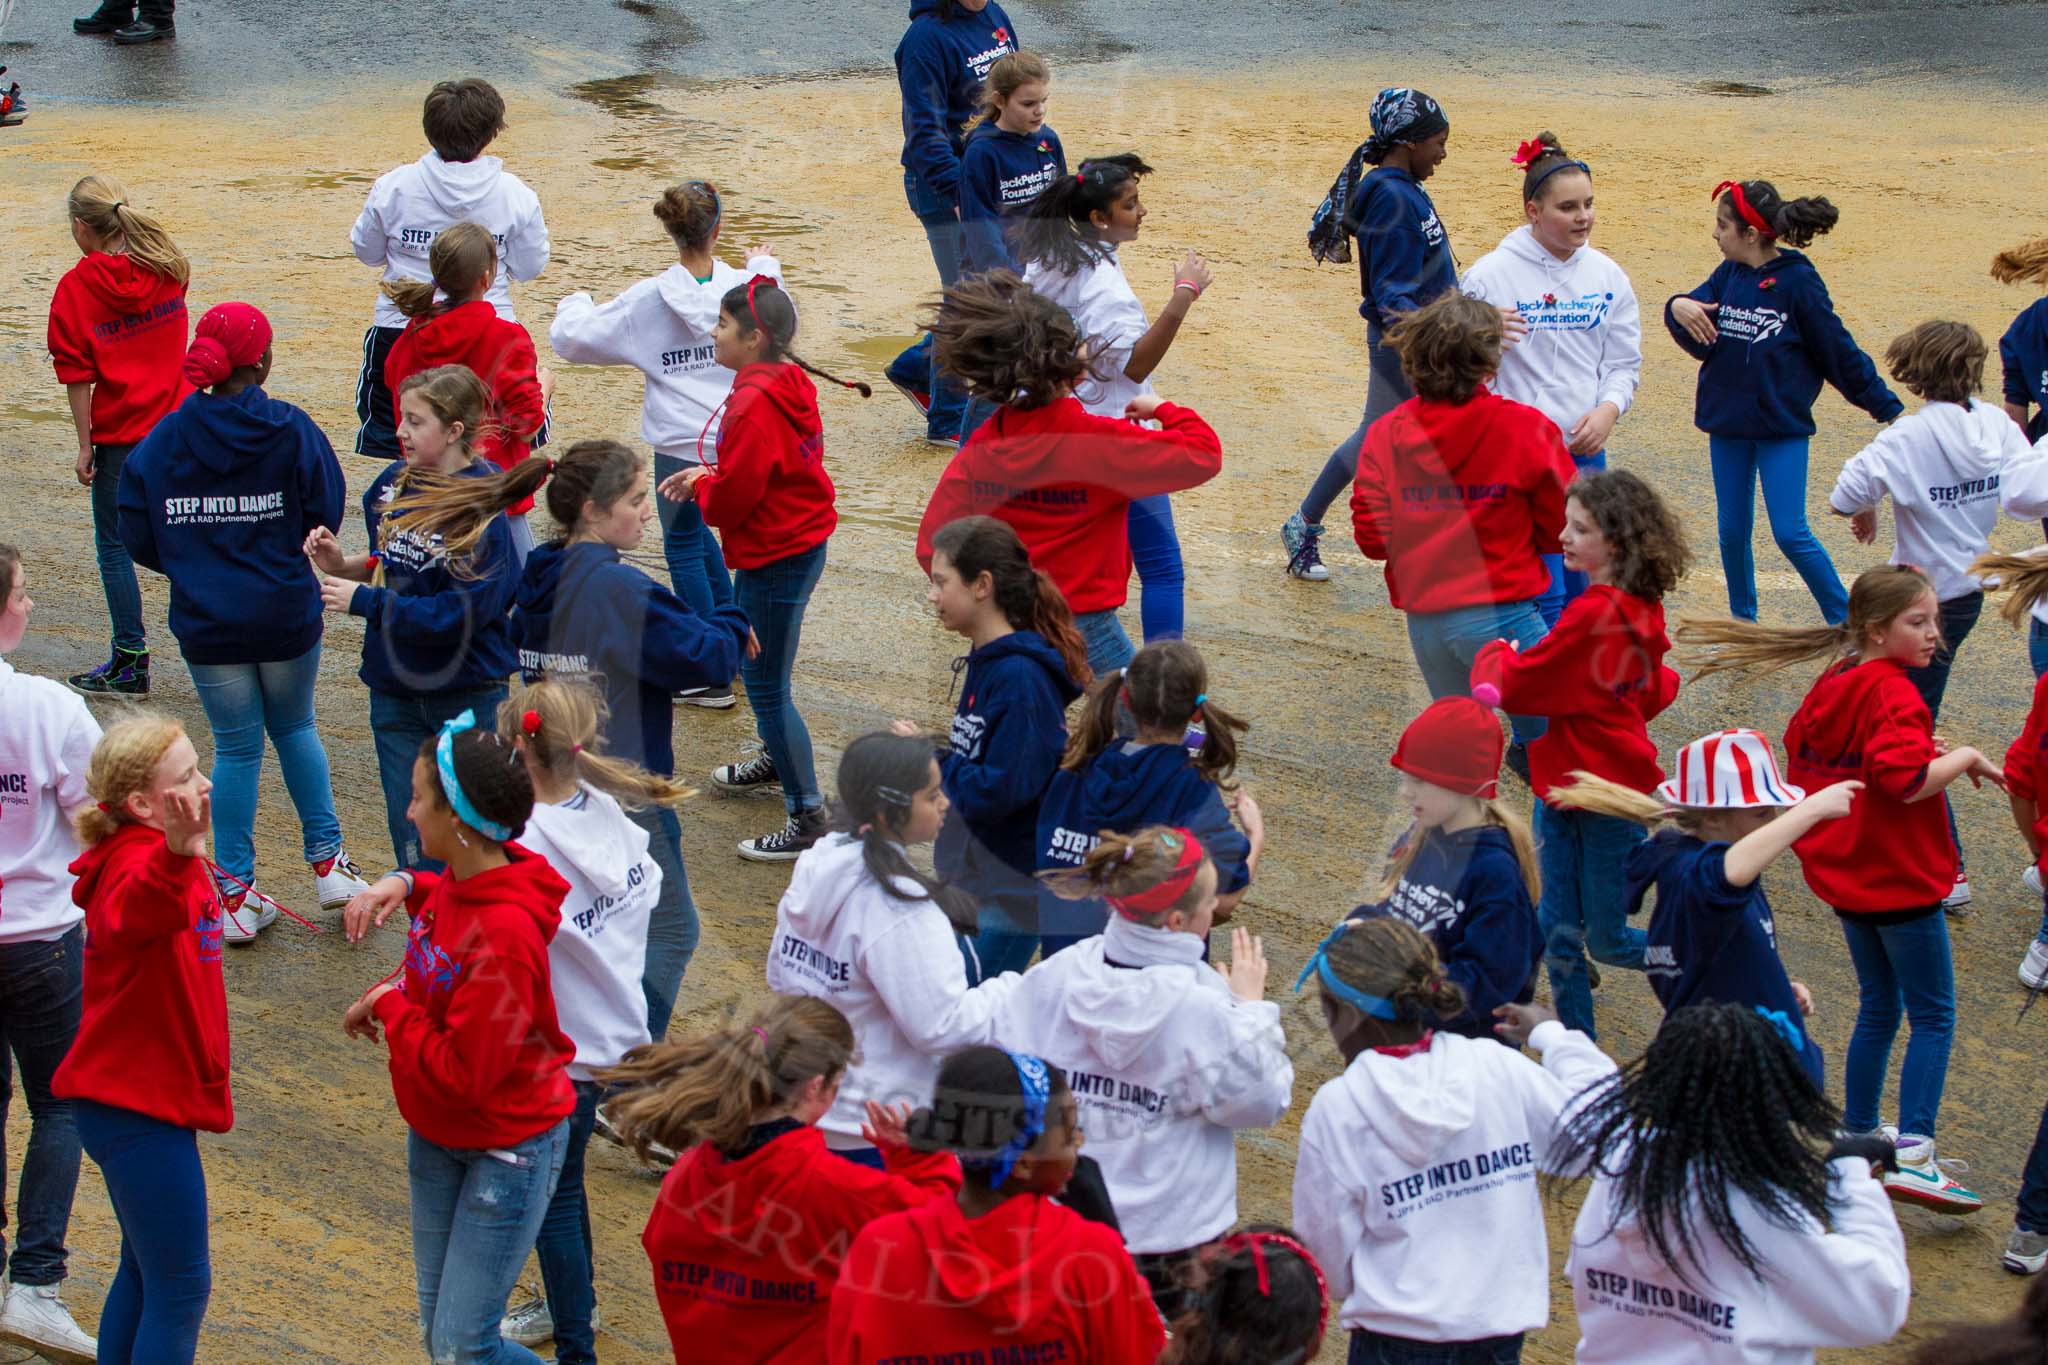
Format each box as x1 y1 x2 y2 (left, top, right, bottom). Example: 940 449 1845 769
511 541 749 776
1349 166 1457 330
959 122 1066 273
116 385 345 665
1034 741 1251 938
353 459 518 699
1664 250 1902 439
1626 829 1823 1085
894 0 1019 210
936 630 1084 911
1346 824 1540 1042
2001 297 2048 440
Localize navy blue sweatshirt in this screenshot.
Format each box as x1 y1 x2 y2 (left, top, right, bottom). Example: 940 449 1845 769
1664 250 1902 439
116 385 345 665
352 459 518 699
894 0 1019 208
1348 166 1457 330
1345 824 1540 1042
959 122 1066 273
2002 298 2048 440
936 631 1084 908
1626 829 1823 1085
1034 741 1251 938
511 541 749 776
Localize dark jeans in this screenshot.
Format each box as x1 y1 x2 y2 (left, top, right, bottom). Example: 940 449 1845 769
1905 591 1981 872
370 685 509 873
354 324 406 459
886 175 968 440
91 442 147 654
534 1082 603 1365
653 454 735 616
733 543 827 816
630 804 701 1041
0 928 84 1287
2017 1095 2048 1232
1301 324 1411 525
1349 1328 1525 1364
75 1100 210 1365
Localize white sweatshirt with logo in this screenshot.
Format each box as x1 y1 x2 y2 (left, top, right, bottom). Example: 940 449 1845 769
1025 249 1155 421
519 785 658 1080
765 833 1024 1146
351 152 550 329
0 660 100 945
548 254 783 464
993 914 1294 1254
1569 1155 1908 1364
1461 226 1641 439
1830 398 2037 601
1293 1019 1615 1342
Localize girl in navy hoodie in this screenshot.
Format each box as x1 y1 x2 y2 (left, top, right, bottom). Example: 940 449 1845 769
917 516 1090 975
1666 179 1902 625
116 303 369 939
1992 236 2048 441
957 50 1063 275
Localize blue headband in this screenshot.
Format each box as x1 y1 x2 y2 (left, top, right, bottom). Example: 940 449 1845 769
963 1052 1051 1186
1753 1005 1805 1055
1292 922 1401 1020
435 710 514 843
1527 158 1592 200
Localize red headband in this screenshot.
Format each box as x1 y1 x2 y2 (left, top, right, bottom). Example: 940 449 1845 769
1214 1231 1330 1345
1105 828 1205 920
1713 180 1775 239
744 273 776 333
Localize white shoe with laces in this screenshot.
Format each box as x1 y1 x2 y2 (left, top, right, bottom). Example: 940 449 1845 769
312 850 370 912
0 1280 98 1363
500 1289 554 1347
1943 871 1973 911
2027 865 2043 897
219 887 277 946
2022 940 2048 992
1883 1136 1983 1214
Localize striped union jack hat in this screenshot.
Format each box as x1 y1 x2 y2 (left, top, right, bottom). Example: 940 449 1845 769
1657 730 1806 809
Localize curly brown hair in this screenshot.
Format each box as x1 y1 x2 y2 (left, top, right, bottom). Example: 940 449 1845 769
927 271 1090 410
1569 468 1689 600
1884 320 1986 405
1384 292 1503 404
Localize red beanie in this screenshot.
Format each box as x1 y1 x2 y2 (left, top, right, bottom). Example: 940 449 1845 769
1390 695 1503 799
183 302 273 389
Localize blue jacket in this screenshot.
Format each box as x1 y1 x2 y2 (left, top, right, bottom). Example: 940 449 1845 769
959 122 1066 273
1347 824 1540 1042
116 385 345 665
511 541 748 776
1627 829 1823 1085
2002 298 2048 440
894 0 1018 209
352 459 518 699
936 630 1083 909
1349 166 1457 329
1664 250 1902 439
1035 740 1250 938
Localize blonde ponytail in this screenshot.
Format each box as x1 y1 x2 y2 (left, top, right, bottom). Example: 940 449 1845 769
67 174 189 287
497 679 695 811
1548 771 1672 828
1993 237 2048 288
1972 550 2048 629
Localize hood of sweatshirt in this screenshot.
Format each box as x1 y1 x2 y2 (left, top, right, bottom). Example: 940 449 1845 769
396 300 508 371
668 1123 825 1241
1064 917 1212 1070
1497 223 1583 275
1073 741 1204 837
67 821 168 910
898 1193 1075 1324
415 151 515 220
967 629 1085 705
1915 399 2016 483
654 262 729 337
524 786 647 904
1383 390 1515 481
166 385 312 477
777 833 915 946
1329 1031 1480 1168
512 540 616 651
1790 657 1912 771
71 252 181 311
730 361 822 439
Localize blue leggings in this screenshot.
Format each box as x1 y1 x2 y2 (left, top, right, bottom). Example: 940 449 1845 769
1127 495 1184 641
1301 325 1410 525
1707 435 1847 623
75 1100 210 1364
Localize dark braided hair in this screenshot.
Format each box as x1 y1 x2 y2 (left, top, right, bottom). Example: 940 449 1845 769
1013 153 1153 275
835 732 979 936
414 728 535 842
906 1045 1072 1191
1162 1224 1328 1365
719 278 872 397
1545 1003 1838 1285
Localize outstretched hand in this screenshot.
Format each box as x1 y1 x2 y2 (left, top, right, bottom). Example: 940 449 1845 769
1216 926 1267 1002
1672 297 1720 346
343 874 410 944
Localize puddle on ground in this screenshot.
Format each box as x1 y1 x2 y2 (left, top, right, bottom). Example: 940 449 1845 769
1690 79 1775 96
220 171 374 193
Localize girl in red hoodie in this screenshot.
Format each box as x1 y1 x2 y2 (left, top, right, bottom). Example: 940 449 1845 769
662 276 870 862
1681 564 2004 1216
53 713 223 1362
341 713 576 1364
382 222 552 562
47 173 191 697
595 994 960 1363
829 1045 1165 1365
1470 468 1688 1040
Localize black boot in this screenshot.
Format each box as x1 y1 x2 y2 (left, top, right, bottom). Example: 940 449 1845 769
68 648 149 697
112 10 173 42
73 5 134 33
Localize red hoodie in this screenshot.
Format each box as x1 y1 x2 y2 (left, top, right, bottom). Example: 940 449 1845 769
370 846 577 1148
52 823 231 1132
1784 658 1953 913
383 299 546 494
1349 390 1574 613
2007 671 2048 880
828 1193 1165 1365
1470 586 1679 800
695 362 836 570
47 253 190 445
644 1122 960 1364
915 398 1222 613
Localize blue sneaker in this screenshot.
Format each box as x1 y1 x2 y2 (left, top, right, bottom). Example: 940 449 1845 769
1281 512 1329 581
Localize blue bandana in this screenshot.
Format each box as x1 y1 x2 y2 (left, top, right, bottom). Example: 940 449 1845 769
963 1052 1052 1187
1365 87 1447 159
435 710 513 843
1293 922 1401 1020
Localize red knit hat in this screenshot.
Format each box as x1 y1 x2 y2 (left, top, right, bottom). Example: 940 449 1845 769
1390 694 1503 799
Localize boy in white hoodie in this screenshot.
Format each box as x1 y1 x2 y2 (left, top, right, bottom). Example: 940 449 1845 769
350 78 549 461
1291 914 1613 1363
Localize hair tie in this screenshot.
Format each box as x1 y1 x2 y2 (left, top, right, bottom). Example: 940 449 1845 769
111 200 127 211
95 800 112 814
1105 828 1207 920
1120 843 1136 863
570 743 583 755
520 709 543 737
858 822 874 836
1075 169 1086 184
434 710 514 842
750 1026 769 1044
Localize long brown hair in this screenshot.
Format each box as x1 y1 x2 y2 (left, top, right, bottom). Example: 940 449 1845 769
1991 237 2048 289
383 220 498 320
1062 640 1243 786
379 438 640 551
720 278 872 397
930 516 1090 688
1570 469 1690 601
68 174 190 286
1039 825 1217 927
1973 550 2048 629
928 271 1090 410
966 49 1050 132
1675 565 1937 681
375 366 506 579
497 679 695 811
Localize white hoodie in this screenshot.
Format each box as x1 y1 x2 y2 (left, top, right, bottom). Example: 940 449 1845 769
1292 1019 1615 1342
764 833 1024 1146
1829 398 2036 601
549 254 783 463
351 152 550 329
0 660 100 945
519 786 658 1079
993 914 1294 1254
1569 1155 1909 1364
1461 226 1641 438
1024 250 1154 420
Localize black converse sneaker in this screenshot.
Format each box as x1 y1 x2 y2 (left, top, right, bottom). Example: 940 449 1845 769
737 808 830 863
68 648 149 698
712 748 780 794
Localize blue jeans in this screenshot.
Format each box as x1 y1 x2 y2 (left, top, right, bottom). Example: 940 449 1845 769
631 804 700 1040
533 1083 602 1365
972 893 1040 979
960 394 999 444
1839 911 1954 1139
1707 435 1847 623
1538 450 1608 629
75 1099 210 1364
1536 803 1648 1040
2016 1092 2048 1231
1403 598 1550 746
1074 607 1136 676
653 454 734 615
1127 495 1185 642
885 180 968 439
186 644 343 887
92 442 148 654
408 1120 569 1365
1301 325 1411 525
733 543 827 816
1350 1329 1525 1364
370 685 509 873
0 929 83 1288
1905 592 1981 872
2032 618 2048 679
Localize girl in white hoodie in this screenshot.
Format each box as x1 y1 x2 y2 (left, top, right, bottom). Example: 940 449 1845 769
1291 914 1614 1364
1460 132 1641 627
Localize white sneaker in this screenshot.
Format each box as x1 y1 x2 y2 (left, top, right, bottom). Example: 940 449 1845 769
219 888 277 946
0 1280 97 1363
1943 871 1973 911
500 1290 553 1347
1884 1137 1984 1214
312 850 370 912
2007 1228 2048 1275
2027 865 2044 897
2023 941 2048 992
